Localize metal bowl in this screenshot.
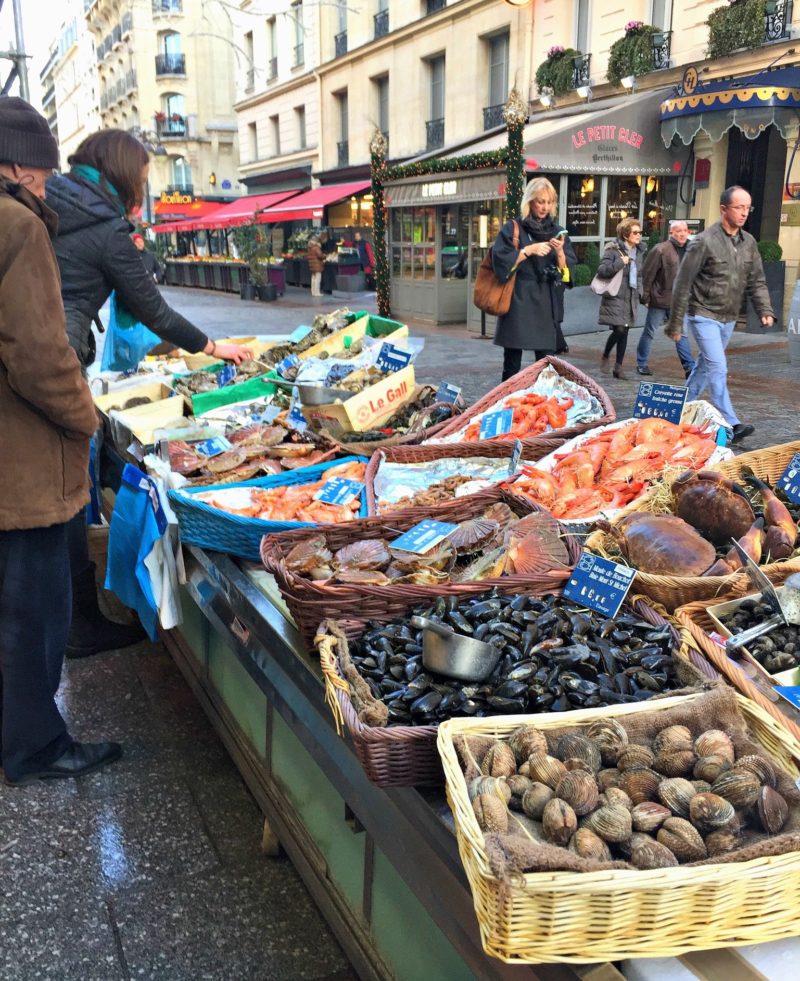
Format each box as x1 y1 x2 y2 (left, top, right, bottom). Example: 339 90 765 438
410 615 501 683
270 377 352 405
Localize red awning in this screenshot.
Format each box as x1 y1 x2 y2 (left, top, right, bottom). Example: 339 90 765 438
153 199 225 219
153 221 180 234
197 190 302 230
257 181 370 223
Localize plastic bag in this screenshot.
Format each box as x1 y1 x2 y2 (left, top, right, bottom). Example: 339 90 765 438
101 291 161 372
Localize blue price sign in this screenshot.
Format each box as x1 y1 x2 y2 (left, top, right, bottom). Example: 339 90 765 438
314 477 364 506
216 365 237 388
287 399 307 433
562 551 636 619
508 438 524 476
194 435 233 457
436 382 462 405
289 324 313 343
777 452 800 505
633 382 688 424
376 342 412 373
775 686 800 710
276 353 301 378
479 407 514 439
391 519 459 555
253 404 281 424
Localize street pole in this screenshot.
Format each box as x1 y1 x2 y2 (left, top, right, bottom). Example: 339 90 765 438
11 0 29 101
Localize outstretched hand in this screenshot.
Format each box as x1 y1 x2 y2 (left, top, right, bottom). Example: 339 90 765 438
213 343 254 364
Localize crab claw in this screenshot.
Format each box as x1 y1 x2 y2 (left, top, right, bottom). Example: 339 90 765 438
723 516 765 571
744 475 797 542
706 557 738 577
764 525 796 561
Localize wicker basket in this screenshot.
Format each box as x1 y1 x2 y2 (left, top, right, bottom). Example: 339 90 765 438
261 492 582 646
585 439 800 611
426 355 615 452
317 594 718 788
675 564 800 743
364 438 565 516
437 690 800 964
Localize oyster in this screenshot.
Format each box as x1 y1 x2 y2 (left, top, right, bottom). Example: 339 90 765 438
542 798 577 845
657 817 707 862
555 770 599 816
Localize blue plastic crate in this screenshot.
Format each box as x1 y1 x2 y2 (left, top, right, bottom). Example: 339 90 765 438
168 455 368 561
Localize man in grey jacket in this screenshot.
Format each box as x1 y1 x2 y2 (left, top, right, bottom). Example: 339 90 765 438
666 186 774 443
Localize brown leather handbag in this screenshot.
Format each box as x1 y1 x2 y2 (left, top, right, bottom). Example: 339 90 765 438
472 220 520 317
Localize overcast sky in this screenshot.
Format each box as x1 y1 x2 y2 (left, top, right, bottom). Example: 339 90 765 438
1 0 56 108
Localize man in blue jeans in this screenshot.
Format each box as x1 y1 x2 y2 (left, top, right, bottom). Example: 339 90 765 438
665 186 774 444
637 220 695 378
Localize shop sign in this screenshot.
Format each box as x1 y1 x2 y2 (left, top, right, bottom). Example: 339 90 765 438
777 452 800 504
479 407 514 439
421 180 457 199
376 342 413 373
314 477 364 507
633 382 688 424
160 190 194 204
391 519 459 555
563 551 636 619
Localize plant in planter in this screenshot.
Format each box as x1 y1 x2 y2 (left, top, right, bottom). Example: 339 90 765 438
757 240 783 263
606 22 659 87
707 0 766 59
535 46 582 97
230 218 271 298
748 239 784 332
154 110 166 123
573 263 593 287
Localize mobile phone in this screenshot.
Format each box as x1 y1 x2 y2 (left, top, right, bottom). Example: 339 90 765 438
554 229 568 239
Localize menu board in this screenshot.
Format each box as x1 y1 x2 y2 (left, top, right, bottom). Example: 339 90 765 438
566 200 599 236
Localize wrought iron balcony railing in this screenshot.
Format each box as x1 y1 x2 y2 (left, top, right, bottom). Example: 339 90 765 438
152 0 182 14
155 52 186 75
337 140 349 167
764 0 792 42
268 56 277 80
426 117 444 150
112 24 122 46
164 183 193 195
374 9 389 38
293 43 304 67
158 120 187 138
125 68 137 92
652 31 672 70
335 30 348 57
571 54 591 90
483 103 505 130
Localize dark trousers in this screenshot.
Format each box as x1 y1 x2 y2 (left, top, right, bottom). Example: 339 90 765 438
502 347 555 382
66 507 91 577
603 326 630 365
0 522 74 781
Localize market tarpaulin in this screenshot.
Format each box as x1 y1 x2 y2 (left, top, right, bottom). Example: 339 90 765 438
660 66 800 145
194 190 303 230
257 181 371 223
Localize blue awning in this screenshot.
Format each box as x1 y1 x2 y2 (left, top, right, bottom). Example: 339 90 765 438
660 67 800 145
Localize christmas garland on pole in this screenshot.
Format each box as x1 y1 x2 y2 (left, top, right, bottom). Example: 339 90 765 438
503 87 527 220
369 130 390 317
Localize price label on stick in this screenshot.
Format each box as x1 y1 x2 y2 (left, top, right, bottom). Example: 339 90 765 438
194 435 233 457
391 519 459 555
436 382 462 405
276 353 301 378
314 477 364 507
479 407 514 439
216 365 237 388
288 324 313 344
776 452 800 505
375 342 413 373
508 438 524 476
775 686 800 710
562 551 636 619
633 382 688 424
287 390 307 433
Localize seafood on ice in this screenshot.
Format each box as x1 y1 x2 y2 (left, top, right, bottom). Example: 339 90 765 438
462 394 574 441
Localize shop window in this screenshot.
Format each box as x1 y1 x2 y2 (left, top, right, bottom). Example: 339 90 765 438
641 175 679 240
440 205 469 278
605 175 642 239
390 206 436 281
565 173 600 237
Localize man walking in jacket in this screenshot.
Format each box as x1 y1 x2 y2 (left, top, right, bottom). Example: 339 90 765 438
637 220 695 378
666 186 773 444
0 97 121 784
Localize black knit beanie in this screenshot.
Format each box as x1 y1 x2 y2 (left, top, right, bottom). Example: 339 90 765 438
0 96 59 169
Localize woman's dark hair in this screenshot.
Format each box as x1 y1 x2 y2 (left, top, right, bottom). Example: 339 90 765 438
68 129 149 213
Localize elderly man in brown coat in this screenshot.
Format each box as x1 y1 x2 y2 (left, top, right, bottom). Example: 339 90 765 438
0 97 121 784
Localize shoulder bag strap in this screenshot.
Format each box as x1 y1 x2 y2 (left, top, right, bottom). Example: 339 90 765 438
512 220 520 250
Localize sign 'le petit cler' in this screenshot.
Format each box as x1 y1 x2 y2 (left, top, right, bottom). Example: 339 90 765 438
571 125 646 151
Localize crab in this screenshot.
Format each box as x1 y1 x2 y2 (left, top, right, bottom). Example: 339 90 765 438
671 470 755 547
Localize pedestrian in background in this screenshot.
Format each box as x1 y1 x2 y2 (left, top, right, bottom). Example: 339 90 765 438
0 98 121 784
492 177 576 381
666 185 773 443
132 232 164 284
637 219 695 378
597 217 646 379
307 235 324 297
354 231 375 289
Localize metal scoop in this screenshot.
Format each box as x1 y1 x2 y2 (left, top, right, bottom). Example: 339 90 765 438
410 615 501 683
724 540 800 650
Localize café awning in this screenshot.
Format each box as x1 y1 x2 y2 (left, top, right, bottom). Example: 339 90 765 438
257 181 371 223
660 66 800 145
153 199 224 219
195 190 302 230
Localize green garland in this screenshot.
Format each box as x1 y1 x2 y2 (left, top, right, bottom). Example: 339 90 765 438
535 49 580 97
383 148 508 184
505 120 524 220
707 0 766 59
606 26 658 87
370 143 390 318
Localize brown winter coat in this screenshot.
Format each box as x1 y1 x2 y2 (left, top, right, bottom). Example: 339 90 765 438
306 241 324 273
641 239 681 310
0 177 98 531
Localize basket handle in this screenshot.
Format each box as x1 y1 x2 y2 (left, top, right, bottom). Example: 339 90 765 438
315 625 349 736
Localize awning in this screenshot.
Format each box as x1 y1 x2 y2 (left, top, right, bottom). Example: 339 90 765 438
258 181 371 223
153 199 224 219
660 66 800 145
195 190 302 230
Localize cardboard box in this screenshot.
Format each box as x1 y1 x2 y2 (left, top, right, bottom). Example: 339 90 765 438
181 336 277 371
301 365 416 433
109 395 188 449
299 314 408 361
93 381 174 415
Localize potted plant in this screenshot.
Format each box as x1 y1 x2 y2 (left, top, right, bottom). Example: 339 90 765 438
707 0 766 59
606 22 660 87
746 239 784 332
230 218 272 300
154 110 166 123
535 46 582 97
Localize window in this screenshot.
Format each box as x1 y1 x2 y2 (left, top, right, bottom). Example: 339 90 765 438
376 76 389 136
170 155 192 191
291 1 304 66
429 55 445 120
244 31 254 90
650 0 673 30
161 92 185 134
575 0 590 53
248 121 258 162
565 174 600 238
389 206 436 281
270 114 280 156
488 33 509 107
337 0 346 33
295 106 306 149
161 30 181 55
266 16 277 77
338 91 348 142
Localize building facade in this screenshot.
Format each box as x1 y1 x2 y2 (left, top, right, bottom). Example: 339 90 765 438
51 2 101 169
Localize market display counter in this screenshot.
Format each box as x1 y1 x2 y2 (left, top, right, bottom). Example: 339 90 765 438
164 260 286 296
165 545 603 981
282 258 353 294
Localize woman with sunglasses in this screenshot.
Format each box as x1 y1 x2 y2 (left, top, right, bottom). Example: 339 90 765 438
596 217 647 379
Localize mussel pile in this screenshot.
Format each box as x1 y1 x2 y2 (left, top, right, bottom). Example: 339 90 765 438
351 591 683 726
720 598 800 675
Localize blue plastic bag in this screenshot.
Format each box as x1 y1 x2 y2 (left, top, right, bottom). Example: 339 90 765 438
101 291 161 372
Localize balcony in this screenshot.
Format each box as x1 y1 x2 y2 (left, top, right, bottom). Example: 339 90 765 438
426 0 446 14
426 117 444 150
42 84 56 107
112 24 122 47
122 12 133 36
482 103 505 130
164 183 193 195
100 91 109 110
765 0 792 42
572 54 591 90
245 67 255 93
268 56 277 80
335 30 348 57
293 42 304 67
374 9 389 38
152 0 182 14
125 68 137 92
158 119 187 138
337 140 349 167
652 30 672 71
155 52 186 75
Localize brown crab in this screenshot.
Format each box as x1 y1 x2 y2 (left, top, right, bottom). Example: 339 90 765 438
671 470 755 546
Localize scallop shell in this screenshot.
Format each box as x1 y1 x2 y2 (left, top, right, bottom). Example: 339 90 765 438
734 754 778 789
705 829 739 857
507 725 548 764
448 518 500 555
657 817 707 862
653 725 693 755
526 753 567 789
586 718 629 766
555 734 601 773
333 539 392 571
602 787 633 811
506 774 534 811
481 502 517 534
333 568 393 585
568 828 612 861
285 534 333 574
555 770 599 817
630 836 680 870
585 803 633 843
693 754 733 784
653 749 696 778
542 798 578 846
597 768 622 792
504 512 569 575
468 776 512 804
694 729 735 763
480 742 517 778
206 447 248 473
619 767 662 805
757 785 789 834
521 782 555 820
689 792 735 831
657 778 697 818
473 794 509 833
616 745 656 772
631 801 672 833
711 770 760 809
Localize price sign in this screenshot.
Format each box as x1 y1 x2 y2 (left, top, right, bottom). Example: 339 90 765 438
194 435 233 457
479 407 514 439
276 353 301 378
562 551 636 619
375 342 413 373
436 382 462 405
314 477 364 506
287 393 307 433
216 365 237 388
289 324 313 343
777 452 800 505
775 686 800 710
633 383 688 424
391 519 459 555
253 404 281 424
508 438 524 476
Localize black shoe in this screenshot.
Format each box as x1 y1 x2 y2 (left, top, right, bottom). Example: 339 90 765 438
66 562 146 659
555 345 569 355
636 365 653 376
683 366 694 379
6 741 122 786
731 423 755 444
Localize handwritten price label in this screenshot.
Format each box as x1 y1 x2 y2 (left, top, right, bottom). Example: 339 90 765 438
633 382 688 424
563 551 636 619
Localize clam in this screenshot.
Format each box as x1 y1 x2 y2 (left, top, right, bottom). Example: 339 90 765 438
585 803 633 843
657 817 707 862
619 767 662 805
526 753 567 789
689 792 735 831
692 780 712 795
631 801 672 833
568 828 612 862
653 725 693 755
711 770 760 809
542 798 577 845
555 770 599 817
653 749 696 778
693 754 732 784
602 787 633 811
473 794 509 833
506 774 533 811
521 782 555 820
597 768 622 792
695 729 735 763
555 734 601 773
481 742 517 778
468 776 512 804
734 754 778 789
563 757 594 774
616 745 655 772
705 828 739 857
586 718 629 766
630 836 679 870
507 725 548 764
757 786 789 834
657 777 697 818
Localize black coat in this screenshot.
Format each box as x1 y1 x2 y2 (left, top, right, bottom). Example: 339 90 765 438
597 238 647 328
491 215 576 351
140 248 165 284
45 174 207 366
